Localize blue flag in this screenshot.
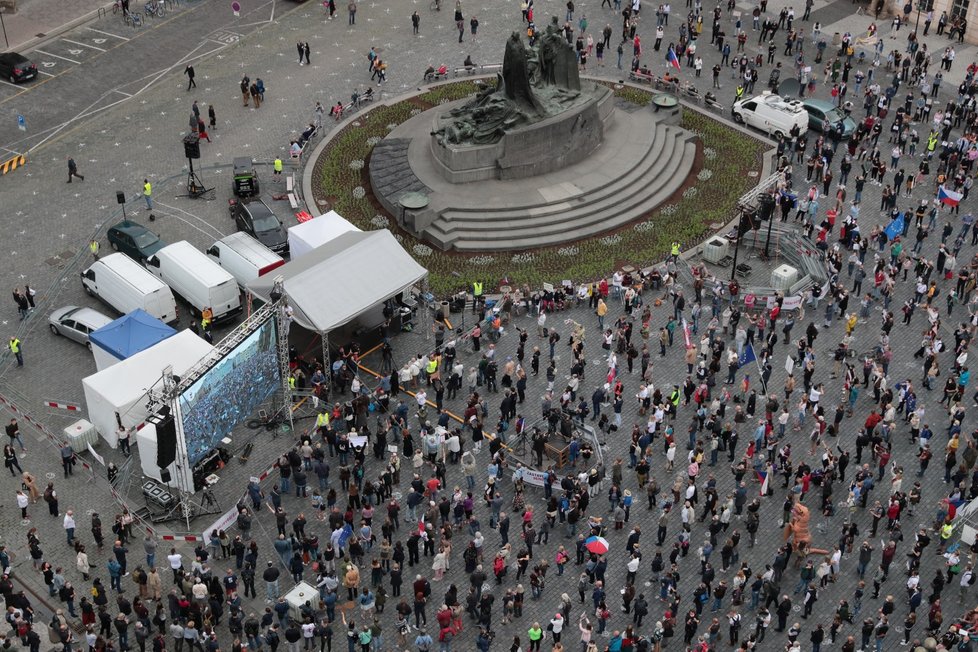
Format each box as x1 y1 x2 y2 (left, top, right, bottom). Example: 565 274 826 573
739 343 756 367
883 212 905 241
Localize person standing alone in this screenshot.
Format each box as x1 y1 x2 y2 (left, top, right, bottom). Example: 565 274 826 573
143 179 152 210
8 336 22 367
67 156 84 183
185 65 196 90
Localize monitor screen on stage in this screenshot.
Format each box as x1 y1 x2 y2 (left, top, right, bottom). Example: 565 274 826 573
178 317 281 465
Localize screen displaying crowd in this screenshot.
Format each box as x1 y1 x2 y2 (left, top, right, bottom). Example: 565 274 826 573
178 318 281 465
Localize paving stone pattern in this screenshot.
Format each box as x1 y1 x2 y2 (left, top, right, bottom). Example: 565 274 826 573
1 0 978 650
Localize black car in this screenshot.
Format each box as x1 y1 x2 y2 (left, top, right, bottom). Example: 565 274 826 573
106 219 167 262
228 199 288 254
0 53 37 83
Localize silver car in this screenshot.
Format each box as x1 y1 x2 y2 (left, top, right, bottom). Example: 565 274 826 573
48 306 113 349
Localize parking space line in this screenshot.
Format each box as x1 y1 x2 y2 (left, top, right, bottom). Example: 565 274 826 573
33 50 81 64
61 38 107 52
0 79 22 89
85 27 130 41
37 71 55 77
112 89 133 97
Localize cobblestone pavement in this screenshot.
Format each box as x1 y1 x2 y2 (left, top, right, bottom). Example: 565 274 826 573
2 0 978 650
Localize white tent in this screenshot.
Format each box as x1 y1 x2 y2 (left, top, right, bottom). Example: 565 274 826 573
287 211 361 260
82 330 214 449
247 229 427 333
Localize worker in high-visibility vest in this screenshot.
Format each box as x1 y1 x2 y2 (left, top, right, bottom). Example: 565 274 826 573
89 240 100 260
471 281 483 314
143 179 153 209
670 241 681 262
274 157 283 179
939 521 954 553
8 337 22 367
316 411 330 435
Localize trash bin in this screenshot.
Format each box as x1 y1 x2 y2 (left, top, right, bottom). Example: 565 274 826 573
440 301 450 322
832 32 841 46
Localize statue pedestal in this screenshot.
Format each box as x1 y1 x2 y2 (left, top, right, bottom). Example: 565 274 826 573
429 83 614 183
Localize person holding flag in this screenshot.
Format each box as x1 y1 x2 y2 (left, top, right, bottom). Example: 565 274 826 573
666 43 682 71
938 185 963 215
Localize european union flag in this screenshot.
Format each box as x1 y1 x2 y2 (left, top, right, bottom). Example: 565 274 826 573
883 212 905 241
739 343 756 367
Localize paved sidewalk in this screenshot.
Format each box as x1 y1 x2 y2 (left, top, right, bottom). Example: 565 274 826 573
3 0 114 52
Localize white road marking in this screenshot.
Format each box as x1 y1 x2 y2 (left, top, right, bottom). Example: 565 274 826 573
61 38 107 52
85 27 131 40
33 50 81 64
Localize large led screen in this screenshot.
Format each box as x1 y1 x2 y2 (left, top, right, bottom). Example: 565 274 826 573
178 317 281 465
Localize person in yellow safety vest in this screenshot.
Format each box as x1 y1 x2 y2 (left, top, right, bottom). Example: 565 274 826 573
315 411 330 434
939 521 954 552
273 157 283 179
670 241 681 262
143 179 153 209
668 385 680 416
289 373 297 391
735 85 745 101
471 281 483 314
8 337 22 367
928 131 939 153
89 240 100 260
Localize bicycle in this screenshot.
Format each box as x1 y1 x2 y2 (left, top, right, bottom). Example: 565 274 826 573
144 0 164 17
124 10 143 26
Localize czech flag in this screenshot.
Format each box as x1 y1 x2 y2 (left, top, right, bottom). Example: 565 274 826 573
756 469 769 496
938 185 963 207
666 46 681 71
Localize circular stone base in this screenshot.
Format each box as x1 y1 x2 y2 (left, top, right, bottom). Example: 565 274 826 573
368 96 699 252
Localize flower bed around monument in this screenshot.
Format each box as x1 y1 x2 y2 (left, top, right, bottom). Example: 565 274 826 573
311 80 766 295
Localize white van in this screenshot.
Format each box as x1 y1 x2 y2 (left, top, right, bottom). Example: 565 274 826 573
145 241 241 322
206 232 285 288
81 253 179 324
732 91 809 139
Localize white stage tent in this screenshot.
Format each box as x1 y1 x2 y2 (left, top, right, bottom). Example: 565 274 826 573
247 229 427 333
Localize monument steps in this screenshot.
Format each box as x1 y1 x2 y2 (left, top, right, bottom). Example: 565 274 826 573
437 124 685 229
424 124 698 251
443 139 697 250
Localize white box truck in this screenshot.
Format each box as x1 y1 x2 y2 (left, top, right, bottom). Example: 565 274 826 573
80 253 179 324
206 232 285 288
145 241 241 322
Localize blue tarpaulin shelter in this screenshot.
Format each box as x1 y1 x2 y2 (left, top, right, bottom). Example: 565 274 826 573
89 309 177 371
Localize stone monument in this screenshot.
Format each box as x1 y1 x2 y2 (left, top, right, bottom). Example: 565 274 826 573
430 22 613 182
367 21 700 251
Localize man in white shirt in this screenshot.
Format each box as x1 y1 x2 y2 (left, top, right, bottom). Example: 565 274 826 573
166 549 183 583
63 510 75 545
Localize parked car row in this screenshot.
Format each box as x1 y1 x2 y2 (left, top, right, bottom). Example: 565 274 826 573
56 208 286 350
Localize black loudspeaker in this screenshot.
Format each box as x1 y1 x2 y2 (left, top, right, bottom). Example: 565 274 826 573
183 134 201 160
739 209 759 235
159 469 171 483
116 191 126 205
757 193 776 222
154 413 177 469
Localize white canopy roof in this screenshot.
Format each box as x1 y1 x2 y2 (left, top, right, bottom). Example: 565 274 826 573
287 210 361 260
247 229 427 333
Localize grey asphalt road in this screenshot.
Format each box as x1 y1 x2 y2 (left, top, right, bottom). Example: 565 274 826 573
0 0 305 156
